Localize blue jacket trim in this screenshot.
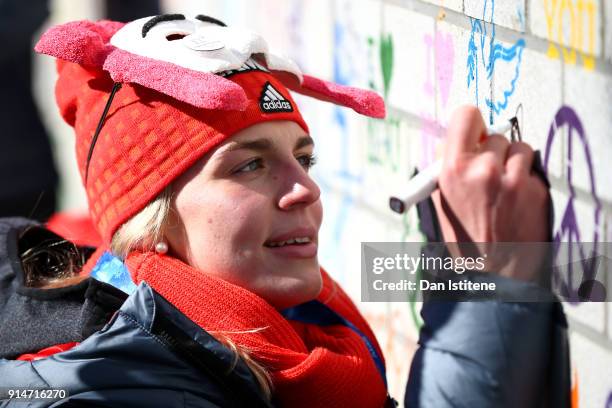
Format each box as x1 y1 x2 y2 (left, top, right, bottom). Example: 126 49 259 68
282 300 387 387
90 251 137 295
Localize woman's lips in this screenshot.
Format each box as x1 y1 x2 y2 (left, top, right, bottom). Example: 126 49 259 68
264 241 318 258
264 226 318 258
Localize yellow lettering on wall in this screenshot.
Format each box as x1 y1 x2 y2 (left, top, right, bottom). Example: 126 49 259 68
581 0 596 70
544 0 560 59
543 0 596 70
559 0 577 65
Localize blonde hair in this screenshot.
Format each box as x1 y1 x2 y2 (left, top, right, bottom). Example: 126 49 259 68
110 186 173 260
110 187 273 400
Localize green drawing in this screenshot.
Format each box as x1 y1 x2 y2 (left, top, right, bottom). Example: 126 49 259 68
379 33 394 98
366 117 401 173
365 33 401 173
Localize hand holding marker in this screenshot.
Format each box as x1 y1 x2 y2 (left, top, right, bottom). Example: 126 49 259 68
389 118 520 214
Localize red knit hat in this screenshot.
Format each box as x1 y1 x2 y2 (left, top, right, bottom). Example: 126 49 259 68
35 15 385 243
55 61 308 243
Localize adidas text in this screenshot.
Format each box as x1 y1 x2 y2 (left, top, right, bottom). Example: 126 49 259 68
262 101 292 110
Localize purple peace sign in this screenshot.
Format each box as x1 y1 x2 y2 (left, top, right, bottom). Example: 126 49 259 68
543 106 602 302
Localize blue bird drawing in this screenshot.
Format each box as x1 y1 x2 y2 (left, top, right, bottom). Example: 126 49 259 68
467 0 525 122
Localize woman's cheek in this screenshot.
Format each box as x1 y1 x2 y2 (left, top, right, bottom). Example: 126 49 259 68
314 200 324 225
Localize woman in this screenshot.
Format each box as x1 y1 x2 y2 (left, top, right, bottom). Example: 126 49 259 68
0 14 568 408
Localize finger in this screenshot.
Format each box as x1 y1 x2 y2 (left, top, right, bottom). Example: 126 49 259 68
505 142 534 177
445 106 487 164
481 134 511 164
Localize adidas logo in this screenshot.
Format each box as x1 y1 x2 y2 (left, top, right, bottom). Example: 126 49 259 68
259 82 293 113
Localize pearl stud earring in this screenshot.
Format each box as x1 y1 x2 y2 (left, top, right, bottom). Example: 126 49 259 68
155 242 168 254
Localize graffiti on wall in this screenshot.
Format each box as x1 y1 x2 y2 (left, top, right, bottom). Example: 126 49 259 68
366 33 404 175
467 0 525 124
367 116 402 173
543 0 597 70
543 106 602 302
316 14 370 283
366 32 421 243
333 24 364 186
403 26 458 330
420 29 454 168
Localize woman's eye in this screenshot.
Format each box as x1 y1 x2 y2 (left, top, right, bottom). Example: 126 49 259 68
297 154 317 170
235 159 263 173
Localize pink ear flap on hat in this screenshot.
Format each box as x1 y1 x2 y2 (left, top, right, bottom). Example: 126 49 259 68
34 20 123 68
270 70 385 119
298 75 385 119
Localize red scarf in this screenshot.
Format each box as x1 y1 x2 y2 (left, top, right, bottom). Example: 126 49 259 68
125 252 388 407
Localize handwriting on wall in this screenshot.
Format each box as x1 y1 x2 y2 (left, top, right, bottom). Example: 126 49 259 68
543 0 597 70
366 33 405 177
467 0 525 123
543 106 602 302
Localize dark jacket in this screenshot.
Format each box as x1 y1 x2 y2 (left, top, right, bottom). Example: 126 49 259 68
405 287 570 408
405 190 570 408
1 281 272 408
0 218 271 407
0 218 569 407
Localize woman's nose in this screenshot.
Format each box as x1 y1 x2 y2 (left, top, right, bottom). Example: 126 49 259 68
277 166 321 210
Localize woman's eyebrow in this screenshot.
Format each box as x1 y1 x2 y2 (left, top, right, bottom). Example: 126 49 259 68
142 14 186 38
221 139 273 154
294 136 314 150
219 135 314 155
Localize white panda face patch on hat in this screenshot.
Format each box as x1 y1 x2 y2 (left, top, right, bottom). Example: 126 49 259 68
110 14 301 78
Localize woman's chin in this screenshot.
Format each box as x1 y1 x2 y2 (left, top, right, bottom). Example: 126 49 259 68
261 270 323 310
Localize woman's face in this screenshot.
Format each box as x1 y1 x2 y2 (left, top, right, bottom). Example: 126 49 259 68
165 120 323 310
